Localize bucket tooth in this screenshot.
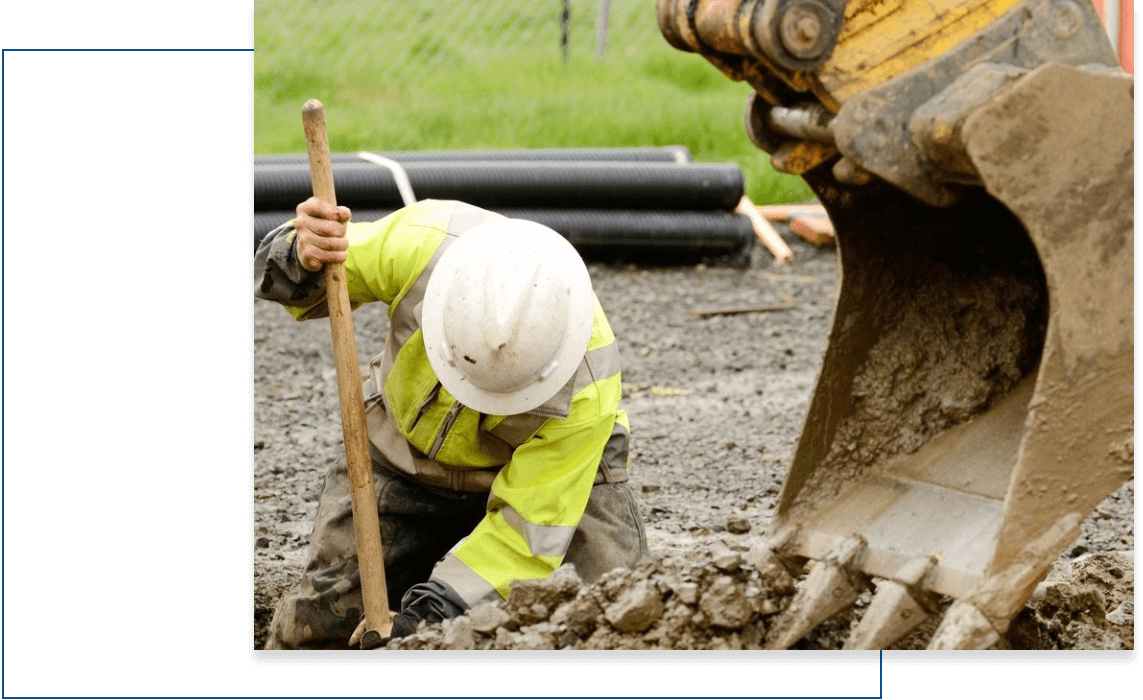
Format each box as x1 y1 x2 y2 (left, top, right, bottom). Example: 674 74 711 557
843 556 938 650
764 535 869 649
763 561 861 649
843 580 929 650
927 514 1082 649
927 600 1001 650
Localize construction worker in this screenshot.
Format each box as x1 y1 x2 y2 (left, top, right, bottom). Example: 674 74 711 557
255 197 649 649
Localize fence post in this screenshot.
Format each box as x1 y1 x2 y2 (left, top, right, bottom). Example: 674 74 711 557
561 0 570 62
597 0 613 58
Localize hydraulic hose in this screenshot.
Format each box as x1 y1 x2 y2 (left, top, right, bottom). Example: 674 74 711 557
254 161 745 212
254 207 754 262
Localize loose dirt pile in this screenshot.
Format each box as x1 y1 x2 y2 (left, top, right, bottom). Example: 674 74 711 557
381 544 1134 651
253 222 1133 650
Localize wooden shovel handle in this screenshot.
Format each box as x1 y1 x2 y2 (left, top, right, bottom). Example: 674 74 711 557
302 99 392 642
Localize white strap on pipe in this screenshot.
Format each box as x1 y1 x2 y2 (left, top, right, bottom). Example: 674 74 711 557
355 151 417 206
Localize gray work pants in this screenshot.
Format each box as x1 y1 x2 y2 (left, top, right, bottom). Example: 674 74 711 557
264 457 648 650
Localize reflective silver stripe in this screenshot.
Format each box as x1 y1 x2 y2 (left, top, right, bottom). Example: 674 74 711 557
430 552 501 607
583 340 621 384
560 340 623 401
499 504 577 558
388 242 451 349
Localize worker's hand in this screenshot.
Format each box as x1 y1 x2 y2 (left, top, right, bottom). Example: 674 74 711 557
348 611 396 650
347 602 445 649
293 196 352 272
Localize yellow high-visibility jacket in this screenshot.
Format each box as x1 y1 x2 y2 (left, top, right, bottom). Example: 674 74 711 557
254 199 630 607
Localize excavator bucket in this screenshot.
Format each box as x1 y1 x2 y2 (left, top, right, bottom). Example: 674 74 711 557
658 0 1133 648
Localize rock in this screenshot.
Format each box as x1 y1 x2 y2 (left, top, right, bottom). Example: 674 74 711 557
549 563 586 593
1106 600 1133 626
1070 551 1133 601
551 595 603 638
596 567 632 602
441 617 475 650
507 565 583 625
700 575 753 630
726 516 751 534
744 543 796 594
493 627 513 648
1061 622 1127 650
669 579 699 605
604 581 665 633
513 624 558 650
467 602 512 634
709 541 744 572
1007 548 1135 650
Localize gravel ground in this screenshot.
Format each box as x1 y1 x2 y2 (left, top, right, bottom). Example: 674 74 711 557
253 222 1133 650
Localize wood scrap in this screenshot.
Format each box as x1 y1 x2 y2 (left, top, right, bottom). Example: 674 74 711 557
756 203 827 221
755 272 818 284
757 201 836 247
736 196 793 264
688 304 795 318
790 216 836 246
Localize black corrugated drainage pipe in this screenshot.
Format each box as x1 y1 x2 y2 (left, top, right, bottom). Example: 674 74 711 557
254 145 693 167
254 208 754 264
253 161 744 212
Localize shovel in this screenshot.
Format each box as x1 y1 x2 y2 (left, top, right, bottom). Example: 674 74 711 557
302 98 392 647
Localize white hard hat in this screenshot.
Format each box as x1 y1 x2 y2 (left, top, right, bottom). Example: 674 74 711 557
421 218 595 416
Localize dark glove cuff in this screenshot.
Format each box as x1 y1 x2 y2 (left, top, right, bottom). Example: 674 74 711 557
400 579 469 623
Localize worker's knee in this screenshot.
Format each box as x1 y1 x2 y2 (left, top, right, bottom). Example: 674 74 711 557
264 585 362 650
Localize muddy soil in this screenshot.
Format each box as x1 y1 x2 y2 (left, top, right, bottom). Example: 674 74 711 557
252 223 1134 651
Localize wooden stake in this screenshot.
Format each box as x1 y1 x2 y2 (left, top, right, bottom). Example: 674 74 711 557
302 99 392 644
736 195 793 264
756 203 827 221
688 304 795 318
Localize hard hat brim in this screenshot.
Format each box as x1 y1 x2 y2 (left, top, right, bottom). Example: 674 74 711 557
421 220 596 416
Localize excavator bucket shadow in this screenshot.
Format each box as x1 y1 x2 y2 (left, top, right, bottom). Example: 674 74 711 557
764 65 1133 650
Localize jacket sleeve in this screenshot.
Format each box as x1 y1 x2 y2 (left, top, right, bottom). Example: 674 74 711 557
426 402 619 607
253 221 328 317
252 201 454 320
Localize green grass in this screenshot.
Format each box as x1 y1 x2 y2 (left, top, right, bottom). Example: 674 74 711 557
253 1 813 204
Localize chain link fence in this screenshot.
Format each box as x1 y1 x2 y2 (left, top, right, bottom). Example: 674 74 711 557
255 0 671 86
